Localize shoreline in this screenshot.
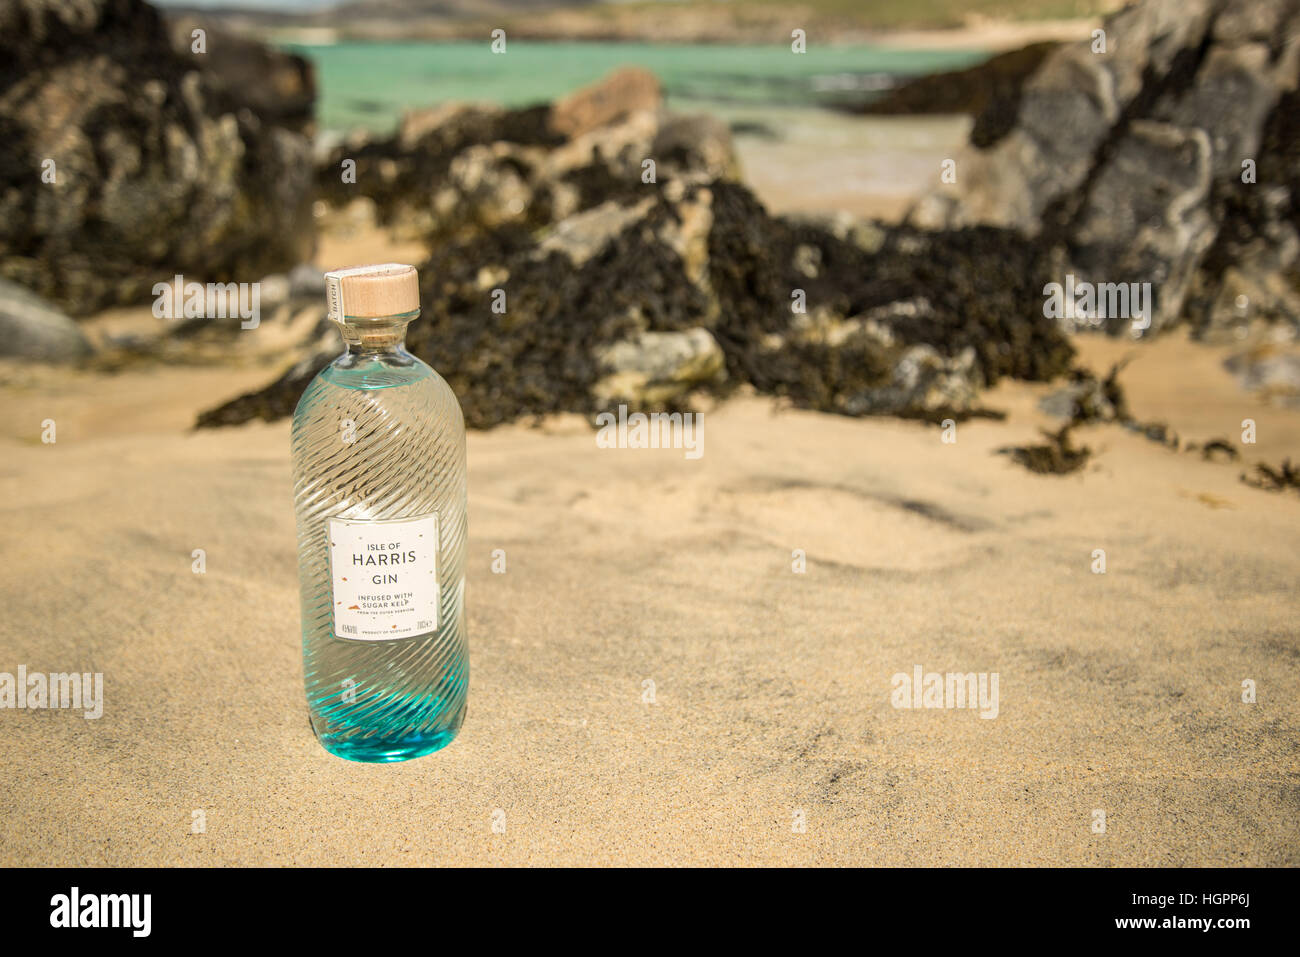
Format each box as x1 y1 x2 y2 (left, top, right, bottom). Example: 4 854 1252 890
192 15 1102 53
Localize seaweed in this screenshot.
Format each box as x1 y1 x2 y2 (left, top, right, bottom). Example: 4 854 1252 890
1241 459 1300 492
999 425 1091 475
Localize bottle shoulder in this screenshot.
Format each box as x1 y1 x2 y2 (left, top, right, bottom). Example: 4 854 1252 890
293 350 463 428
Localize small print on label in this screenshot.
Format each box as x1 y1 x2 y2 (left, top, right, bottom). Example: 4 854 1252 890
328 514 439 641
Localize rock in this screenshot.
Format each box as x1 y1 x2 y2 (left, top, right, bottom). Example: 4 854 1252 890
1156 42 1294 179
317 92 647 240
1096 0 1218 105
545 108 661 210
397 102 502 152
1213 0 1291 43
913 41 1125 232
1069 121 1215 336
440 143 538 232
549 67 662 139
1224 345 1300 407
311 68 722 249
1038 363 1130 423
593 328 726 405
312 70 721 252
796 211 887 254
0 278 93 362
0 0 316 315
1200 256 1300 342
913 0 1216 229
656 186 714 288
652 114 739 180
840 345 980 418
165 15 315 134
908 0 1300 343
1189 83 1300 340
537 199 656 267
200 173 1075 430
256 273 292 316
287 263 327 301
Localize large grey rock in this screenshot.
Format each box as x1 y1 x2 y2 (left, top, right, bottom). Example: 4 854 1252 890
1069 122 1215 336
0 278 92 362
909 0 1300 341
0 0 316 315
165 15 315 134
1212 0 1298 46
1194 184 1300 341
1156 42 1291 179
911 0 1217 233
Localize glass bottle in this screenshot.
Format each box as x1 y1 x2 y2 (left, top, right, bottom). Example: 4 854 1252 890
291 263 467 762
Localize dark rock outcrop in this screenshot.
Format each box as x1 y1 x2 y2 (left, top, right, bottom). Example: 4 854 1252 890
165 15 316 134
198 58 1080 430
910 0 1300 339
206 0 1300 431
0 0 316 315
199 170 1073 430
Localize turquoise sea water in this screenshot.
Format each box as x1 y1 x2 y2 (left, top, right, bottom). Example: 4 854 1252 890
284 41 990 134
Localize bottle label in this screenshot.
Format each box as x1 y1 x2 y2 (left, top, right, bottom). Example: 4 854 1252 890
327 514 439 641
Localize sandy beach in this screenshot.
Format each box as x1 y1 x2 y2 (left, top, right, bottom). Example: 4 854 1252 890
1 327 1297 866
2 0 1298 871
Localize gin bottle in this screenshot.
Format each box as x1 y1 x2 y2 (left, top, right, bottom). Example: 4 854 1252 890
291 264 467 762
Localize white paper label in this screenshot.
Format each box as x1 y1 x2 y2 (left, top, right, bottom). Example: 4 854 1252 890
328 514 439 641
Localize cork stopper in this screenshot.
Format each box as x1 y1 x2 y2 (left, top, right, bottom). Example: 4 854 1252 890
324 263 419 322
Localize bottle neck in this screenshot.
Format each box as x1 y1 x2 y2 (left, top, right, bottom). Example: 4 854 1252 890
337 312 416 357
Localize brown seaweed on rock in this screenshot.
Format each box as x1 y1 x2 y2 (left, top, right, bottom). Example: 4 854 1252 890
194 346 333 429
703 182 1074 409
197 176 1075 430
999 425 1091 475
406 204 713 430
195 57 1088 432
0 0 317 314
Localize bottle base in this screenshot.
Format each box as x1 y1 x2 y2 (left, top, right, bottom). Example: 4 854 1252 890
311 719 463 763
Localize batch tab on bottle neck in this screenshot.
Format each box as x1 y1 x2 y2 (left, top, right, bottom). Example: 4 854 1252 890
324 263 420 323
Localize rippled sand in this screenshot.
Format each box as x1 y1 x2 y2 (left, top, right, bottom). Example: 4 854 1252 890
1 325 1296 865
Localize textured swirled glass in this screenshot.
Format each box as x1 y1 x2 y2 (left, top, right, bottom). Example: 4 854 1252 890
291 344 467 762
